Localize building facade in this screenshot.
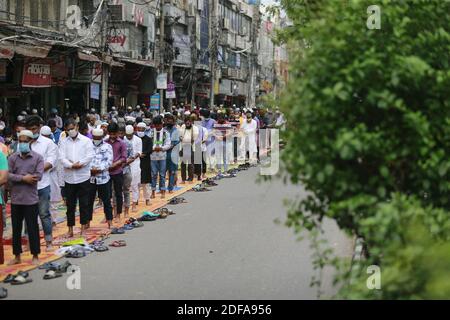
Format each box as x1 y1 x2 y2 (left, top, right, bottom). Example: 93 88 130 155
0 0 288 120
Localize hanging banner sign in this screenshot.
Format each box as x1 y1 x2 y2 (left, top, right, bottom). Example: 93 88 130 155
150 93 160 110
90 83 100 100
166 81 176 99
22 58 52 88
156 73 167 89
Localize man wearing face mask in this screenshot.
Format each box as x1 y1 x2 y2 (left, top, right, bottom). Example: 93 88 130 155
25 116 57 250
106 123 127 221
8 130 44 265
87 128 113 228
240 112 258 164
137 122 152 206
125 125 142 212
59 119 95 237
150 116 171 199
164 114 180 193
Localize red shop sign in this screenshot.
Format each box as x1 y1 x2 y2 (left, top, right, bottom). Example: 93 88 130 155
22 58 52 88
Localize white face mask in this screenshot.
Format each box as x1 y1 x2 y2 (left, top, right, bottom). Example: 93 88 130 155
69 129 78 138
137 131 145 138
93 139 102 146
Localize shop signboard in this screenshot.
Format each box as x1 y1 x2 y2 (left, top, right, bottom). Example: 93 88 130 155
22 58 52 88
150 93 160 110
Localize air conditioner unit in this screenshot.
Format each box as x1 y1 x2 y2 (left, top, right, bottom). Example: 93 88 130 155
222 18 230 30
197 0 204 12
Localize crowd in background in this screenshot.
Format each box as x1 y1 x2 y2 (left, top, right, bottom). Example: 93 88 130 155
0 104 286 267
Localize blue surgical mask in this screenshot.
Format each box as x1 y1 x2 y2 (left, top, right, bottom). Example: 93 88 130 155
32 133 39 140
19 142 30 154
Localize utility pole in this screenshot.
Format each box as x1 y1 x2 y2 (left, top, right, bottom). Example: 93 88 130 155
247 1 260 109
100 0 109 115
209 0 218 109
159 0 165 113
190 15 197 108
168 0 174 109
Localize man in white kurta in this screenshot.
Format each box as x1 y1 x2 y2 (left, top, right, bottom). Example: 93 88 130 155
240 112 258 164
125 125 143 212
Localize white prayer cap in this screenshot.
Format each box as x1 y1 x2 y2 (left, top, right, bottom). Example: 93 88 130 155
32 108 38 114
100 122 109 127
137 122 146 128
21 110 27 115
111 106 116 111
40 126 52 136
17 115 25 121
125 125 134 135
136 105 141 109
0 124 4 131
184 111 191 116
92 128 104 137
19 130 33 139
125 116 136 123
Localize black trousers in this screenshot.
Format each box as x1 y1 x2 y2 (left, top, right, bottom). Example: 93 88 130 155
11 204 40 256
87 180 113 222
181 147 201 181
110 173 124 215
65 179 91 227
202 151 207 174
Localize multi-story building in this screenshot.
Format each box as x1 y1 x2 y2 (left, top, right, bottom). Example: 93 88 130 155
0 0 287 118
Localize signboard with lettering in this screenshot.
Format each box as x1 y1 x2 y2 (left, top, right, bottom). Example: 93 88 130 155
22 58 52 88
150 93 160 110
166 81 176 99
156 73 167 89
107 29 129 54
90 83 100 100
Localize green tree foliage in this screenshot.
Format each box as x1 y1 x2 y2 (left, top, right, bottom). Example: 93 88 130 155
274 0 450 298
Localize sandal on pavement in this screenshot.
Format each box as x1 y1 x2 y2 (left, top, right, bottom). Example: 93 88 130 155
111 227 125 234
65 249 86 259
109 240 126 247
3 274 15 283
11 275 33 285
94 245 109 252
43 270 63 280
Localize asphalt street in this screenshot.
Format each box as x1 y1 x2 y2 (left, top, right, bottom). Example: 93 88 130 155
4 166 353 300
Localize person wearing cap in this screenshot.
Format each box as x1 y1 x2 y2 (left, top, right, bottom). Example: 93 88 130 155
125 125 142 211
87 128 114 228
89 108 100 121
40 126 52 139
87 114 97 134
136 122 152 205
164 114 180 193
179 115 200 183
26 116 58 251
59 119 95 237
7 129 45 265
150 116 171 199
105 122 127 221
132 105 144 119
240 112 258 164
200 109 216 177
126 106 134 117
108 106 118 121
48 108 63 129
117 125 134 218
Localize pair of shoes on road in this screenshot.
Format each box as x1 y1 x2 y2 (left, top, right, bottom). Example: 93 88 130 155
3 271 32 285
42 260 77 280
111 227 126 234
191 184 212 192
203 179 218 186
168 197 187 205
39 260 71 273
109 240 126 247
154 207 175 219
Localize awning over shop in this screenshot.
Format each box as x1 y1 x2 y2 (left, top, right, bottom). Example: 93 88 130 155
78 51 101 62
0 41 52 58
118 58 156 68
